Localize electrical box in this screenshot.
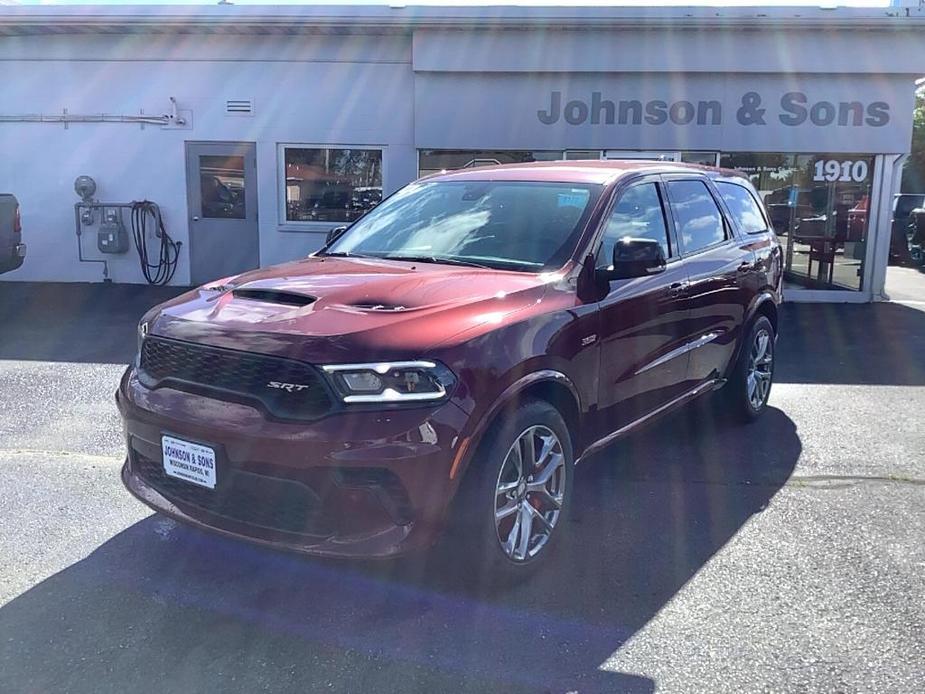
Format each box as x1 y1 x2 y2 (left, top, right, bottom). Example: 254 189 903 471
97 208 129 254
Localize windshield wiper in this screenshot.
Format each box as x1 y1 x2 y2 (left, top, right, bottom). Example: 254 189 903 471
378 254 495 270
321 251 372 258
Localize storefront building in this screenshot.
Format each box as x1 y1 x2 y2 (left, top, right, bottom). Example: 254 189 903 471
1 4 923 301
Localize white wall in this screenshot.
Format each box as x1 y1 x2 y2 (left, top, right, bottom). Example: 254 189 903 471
0 33 415 284
413 28 925 76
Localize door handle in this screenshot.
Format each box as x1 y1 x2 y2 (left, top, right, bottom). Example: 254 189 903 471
192 216 200 222
668 280 689 298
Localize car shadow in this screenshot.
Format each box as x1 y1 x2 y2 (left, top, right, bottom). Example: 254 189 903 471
0 404 800 694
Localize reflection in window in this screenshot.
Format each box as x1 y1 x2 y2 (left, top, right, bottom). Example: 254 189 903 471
598 183 670 267
326 181 600 271
284 147 382 223
666 180 726 254
200 155 245 219
716 182 767 234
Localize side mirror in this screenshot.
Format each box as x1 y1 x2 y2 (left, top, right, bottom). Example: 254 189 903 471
325 225 348 246
598 237 667 281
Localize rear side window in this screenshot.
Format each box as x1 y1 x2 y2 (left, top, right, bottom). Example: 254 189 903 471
597 182 670 268
665 179 727 255
716 181 768 234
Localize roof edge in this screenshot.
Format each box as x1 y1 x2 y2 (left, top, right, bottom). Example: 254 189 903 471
0 4 924 33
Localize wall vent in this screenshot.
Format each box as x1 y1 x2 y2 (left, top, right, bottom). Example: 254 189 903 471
225 99 253 116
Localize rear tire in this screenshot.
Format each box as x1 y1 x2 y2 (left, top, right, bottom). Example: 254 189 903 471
445 398 574 583
722 315 775 422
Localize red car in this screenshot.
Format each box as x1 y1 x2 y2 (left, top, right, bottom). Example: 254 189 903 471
119 161 781 577
847 195 868 243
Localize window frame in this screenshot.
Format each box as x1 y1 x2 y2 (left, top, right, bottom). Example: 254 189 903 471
661 174 734 258
591 175 677 269
277 143 386 233
714 179 771 236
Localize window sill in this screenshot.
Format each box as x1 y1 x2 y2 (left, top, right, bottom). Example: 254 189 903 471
277 223 342 234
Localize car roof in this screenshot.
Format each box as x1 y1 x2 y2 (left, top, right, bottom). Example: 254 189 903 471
422 159 747 186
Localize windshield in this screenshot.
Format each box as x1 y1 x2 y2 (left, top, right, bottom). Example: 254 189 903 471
324 180 602 271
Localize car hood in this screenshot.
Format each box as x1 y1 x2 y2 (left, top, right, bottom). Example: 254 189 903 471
148 256 553 362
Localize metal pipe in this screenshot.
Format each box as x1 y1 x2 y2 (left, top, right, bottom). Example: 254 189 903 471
75 202 109 281
0 113 173 125
1 99 185 126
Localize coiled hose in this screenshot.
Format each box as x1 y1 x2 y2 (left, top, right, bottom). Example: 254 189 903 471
130 200 181 285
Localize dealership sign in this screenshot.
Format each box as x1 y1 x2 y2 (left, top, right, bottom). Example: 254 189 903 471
414 73 913 154
537 91 891 128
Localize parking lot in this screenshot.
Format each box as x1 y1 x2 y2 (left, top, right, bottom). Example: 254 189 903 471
0 281 923 694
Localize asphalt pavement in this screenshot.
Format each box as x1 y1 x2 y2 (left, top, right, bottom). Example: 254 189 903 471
0 281 923 693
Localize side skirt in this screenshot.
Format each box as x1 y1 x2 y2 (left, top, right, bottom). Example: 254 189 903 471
575 378 721 464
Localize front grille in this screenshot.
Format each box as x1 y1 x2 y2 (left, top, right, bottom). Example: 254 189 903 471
139 336 333 420
134 453 334 536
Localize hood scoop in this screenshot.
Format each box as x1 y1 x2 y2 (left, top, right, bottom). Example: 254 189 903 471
231 288 316 307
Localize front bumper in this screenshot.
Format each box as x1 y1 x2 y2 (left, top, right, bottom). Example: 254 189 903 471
117 367 470 558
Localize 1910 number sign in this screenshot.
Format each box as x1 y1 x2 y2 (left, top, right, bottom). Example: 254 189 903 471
813 159 869 183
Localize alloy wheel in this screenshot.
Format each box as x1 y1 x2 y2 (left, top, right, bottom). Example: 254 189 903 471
493 425 566 562
746 328 774 410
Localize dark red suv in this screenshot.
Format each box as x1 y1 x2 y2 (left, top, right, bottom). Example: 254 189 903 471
119 161 781 576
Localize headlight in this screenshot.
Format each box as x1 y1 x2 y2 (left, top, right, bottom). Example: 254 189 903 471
321 361 456 404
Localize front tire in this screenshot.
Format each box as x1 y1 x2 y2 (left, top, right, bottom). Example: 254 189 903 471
449 399 574 581
723 315 775 422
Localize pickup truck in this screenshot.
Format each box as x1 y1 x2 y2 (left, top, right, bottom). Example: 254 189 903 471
0 194 25 274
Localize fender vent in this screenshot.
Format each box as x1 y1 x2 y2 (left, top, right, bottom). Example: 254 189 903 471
232 288 316 307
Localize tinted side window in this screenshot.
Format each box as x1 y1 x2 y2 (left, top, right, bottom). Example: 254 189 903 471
666 179 726 254
716 181 768 234
597 182 670 268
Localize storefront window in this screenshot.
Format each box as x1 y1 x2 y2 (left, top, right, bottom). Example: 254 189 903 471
680 152 720 166
418 150 563 177
282 146 382 223
565 150 602 161
720 152 874 291
419 150 722 174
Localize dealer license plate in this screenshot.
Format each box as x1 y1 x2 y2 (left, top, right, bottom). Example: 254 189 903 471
161 435 216 490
